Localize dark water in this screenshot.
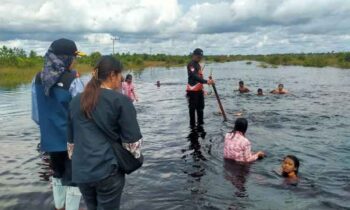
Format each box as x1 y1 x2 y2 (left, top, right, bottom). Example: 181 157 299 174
1 61 350 210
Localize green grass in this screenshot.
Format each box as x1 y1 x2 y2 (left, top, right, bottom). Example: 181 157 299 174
245 53 350 69
1 46 350 89
0 63 92 89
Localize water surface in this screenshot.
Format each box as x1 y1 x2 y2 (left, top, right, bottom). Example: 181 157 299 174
0 61 349 209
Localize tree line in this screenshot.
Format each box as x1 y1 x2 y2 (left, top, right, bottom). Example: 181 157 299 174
1 45 350 69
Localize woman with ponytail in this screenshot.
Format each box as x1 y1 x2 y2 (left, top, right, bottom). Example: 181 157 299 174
68 56 143 210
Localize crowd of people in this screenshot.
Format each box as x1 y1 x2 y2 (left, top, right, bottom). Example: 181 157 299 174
184 48 299 180
31 38 299 210
238 80 289 95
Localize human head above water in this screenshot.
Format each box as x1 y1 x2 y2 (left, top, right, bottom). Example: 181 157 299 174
125 74 133 83
192 48 203 62
239 81 244 87
81 56 123 118
282 155 300 176
278 84 284 91
233 118 248 135
257 88 263 95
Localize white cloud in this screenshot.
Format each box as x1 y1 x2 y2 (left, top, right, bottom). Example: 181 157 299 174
1 0 350 54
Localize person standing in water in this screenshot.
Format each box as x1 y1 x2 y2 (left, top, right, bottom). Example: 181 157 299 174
270 84 289 94
186 48 214 128
224 118 265 162
68 56 143 210
238 81 250 93
32 38 85 210
122 74 138 102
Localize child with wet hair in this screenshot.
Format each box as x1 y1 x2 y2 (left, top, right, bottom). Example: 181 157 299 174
224 118 265 162
257 88 264 96
270 84 288 94
281 155 300 180
238 81 250 93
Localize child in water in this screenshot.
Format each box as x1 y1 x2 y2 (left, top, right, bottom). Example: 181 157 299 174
257 88 264 96
281 155 300 181
238 81 250 93
122 74 138 102
224 118 265 162
270 84 288 94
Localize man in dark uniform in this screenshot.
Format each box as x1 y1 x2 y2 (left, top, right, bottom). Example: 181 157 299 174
186 48 214 128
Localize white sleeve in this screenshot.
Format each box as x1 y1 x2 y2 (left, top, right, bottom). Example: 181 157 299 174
69 78 84 97
31 77 39 125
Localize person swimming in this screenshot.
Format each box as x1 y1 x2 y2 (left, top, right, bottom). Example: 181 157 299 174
238 81 250 93
281 155 300 181
270 84 288 94
257 88 264 96
224 118 265 162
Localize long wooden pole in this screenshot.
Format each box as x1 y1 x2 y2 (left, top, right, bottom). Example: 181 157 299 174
209 72 227 121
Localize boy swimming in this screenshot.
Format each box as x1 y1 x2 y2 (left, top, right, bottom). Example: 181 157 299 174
270 84 288 94
238 81 250 93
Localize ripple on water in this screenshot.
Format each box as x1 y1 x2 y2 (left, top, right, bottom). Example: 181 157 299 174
1 63 350 209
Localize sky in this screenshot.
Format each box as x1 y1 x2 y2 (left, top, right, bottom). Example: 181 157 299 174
0 0 350 55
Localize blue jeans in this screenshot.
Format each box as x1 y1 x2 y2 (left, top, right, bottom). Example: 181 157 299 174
78 170 125 210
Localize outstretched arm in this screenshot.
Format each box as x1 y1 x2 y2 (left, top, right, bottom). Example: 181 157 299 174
242 143 260 162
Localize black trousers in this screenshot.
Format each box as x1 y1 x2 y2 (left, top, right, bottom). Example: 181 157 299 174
49 151 75 186
78 170 125 210
187 91 205 127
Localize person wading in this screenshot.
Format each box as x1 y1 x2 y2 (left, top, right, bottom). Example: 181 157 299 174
32 38 85 210
186 48 214 128
68 56 143 210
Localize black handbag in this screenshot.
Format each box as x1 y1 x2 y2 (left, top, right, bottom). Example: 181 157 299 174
105 136 144 175
92 119 143 174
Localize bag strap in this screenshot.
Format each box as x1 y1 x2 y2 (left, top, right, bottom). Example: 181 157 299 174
89 117 122 147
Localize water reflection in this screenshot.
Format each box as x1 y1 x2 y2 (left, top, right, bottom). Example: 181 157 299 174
182 126 208 181
224 160 251 198
1 62 350 209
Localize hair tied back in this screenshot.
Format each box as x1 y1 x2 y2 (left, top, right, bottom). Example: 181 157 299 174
93 68 99 80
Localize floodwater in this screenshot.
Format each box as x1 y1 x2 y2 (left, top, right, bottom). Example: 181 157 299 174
0 61 350 210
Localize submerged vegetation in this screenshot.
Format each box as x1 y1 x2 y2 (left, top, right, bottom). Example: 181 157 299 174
245 52 350 69
1 45 350 88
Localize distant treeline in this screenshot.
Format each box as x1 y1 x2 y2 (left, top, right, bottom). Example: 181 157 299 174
1 45 350 69
243 52 350 69
1 45 350 88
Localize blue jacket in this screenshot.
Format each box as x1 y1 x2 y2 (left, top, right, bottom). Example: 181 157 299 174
32 70 84 152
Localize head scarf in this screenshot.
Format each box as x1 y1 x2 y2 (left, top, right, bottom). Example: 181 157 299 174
40 47 75 96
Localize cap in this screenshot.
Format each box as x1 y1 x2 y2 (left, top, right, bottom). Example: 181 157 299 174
50 38 86 56
193 48 203 56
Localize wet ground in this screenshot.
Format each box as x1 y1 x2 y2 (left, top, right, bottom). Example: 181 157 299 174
0 61 349 209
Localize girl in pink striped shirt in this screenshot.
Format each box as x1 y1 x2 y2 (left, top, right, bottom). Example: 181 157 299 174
224 118 265 162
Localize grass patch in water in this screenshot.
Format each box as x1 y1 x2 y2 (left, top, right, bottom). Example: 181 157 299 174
1 45 350 88
0 63 92 89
